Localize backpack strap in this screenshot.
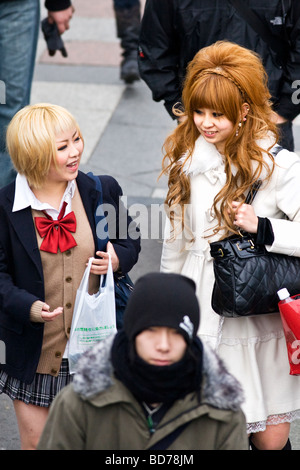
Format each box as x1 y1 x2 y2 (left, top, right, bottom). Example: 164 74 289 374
148 422 189 450
87 172 109 252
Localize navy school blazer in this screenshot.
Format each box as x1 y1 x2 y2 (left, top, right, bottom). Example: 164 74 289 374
0 171 140 383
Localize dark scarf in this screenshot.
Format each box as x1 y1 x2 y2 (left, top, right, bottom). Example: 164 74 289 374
111 330 203 405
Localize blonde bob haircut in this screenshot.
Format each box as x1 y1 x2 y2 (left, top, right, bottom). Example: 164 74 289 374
162 41 279 239
6 103 83 188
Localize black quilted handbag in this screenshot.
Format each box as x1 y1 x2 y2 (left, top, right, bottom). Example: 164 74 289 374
210 181 300 318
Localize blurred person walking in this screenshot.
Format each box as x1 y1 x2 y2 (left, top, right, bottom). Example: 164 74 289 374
113 0 141 84
0 0 74 189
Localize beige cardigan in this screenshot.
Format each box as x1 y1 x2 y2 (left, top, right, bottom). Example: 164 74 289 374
30 188 99 376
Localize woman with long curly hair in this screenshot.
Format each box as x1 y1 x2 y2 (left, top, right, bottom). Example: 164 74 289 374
160 41 300 450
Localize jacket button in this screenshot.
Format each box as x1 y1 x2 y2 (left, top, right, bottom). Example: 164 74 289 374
65 302 72 309
65 250 72 256
65 276 72 283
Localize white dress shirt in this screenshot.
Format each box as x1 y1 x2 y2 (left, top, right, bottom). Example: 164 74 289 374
12 173 76 218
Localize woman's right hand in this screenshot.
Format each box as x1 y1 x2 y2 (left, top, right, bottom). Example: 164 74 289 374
231 201 259 233
41 303 63 322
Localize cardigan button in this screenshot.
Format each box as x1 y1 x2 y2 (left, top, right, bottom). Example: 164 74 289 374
51 368 58 374
65 250 72 256
55 351 62 358
65 276 72 283
65 302 72 309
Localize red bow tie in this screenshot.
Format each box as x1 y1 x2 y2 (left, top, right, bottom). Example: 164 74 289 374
34 201 77 253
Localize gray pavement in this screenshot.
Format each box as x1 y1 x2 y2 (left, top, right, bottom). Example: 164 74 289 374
1 0 300 450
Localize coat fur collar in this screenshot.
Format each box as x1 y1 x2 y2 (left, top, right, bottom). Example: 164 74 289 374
181 134 278 181
181 136 224 178
73 334 244 411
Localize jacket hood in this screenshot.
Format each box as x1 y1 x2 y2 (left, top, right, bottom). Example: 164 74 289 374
73 333 244 411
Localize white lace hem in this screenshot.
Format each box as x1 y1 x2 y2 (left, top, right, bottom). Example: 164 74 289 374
247 409 300 434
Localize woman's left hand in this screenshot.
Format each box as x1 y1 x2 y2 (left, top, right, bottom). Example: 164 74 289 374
89 241 120 274
231 201 258 233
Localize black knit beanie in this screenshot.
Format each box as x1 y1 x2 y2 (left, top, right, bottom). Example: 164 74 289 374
123 272 200 344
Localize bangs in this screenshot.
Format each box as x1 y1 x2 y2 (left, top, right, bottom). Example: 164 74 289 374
45 106 81 138
187 74 242 122
6 103 82 188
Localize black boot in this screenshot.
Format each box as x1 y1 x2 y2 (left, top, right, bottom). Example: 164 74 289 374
282 438 292 450
114 3 140 84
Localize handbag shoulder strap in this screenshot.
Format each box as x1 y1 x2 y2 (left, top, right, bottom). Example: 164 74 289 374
245 145 283 205
87 171 103 204
148 422 189 450
245 180 262 205
228 0 288 66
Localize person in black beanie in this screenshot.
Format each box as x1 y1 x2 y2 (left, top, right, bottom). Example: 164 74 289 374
38 272 248 450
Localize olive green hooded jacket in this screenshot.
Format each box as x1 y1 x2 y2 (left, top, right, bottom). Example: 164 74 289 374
38 334 248 450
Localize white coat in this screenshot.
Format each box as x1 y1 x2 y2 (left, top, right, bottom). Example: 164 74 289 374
161 136 300 432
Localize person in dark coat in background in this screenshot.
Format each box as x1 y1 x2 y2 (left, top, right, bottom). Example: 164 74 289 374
0 0 75 189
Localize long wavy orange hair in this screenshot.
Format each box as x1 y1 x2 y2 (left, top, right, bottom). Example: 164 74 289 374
162 41 279 239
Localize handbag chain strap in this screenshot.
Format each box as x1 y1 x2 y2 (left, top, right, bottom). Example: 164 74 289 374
245 145 283 205
245 180 262 205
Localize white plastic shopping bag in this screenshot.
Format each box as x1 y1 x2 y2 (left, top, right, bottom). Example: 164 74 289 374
68 254 116 374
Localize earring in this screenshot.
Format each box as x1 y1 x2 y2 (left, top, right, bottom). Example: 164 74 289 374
236 121 242 137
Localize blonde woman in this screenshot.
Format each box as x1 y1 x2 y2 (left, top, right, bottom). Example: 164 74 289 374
160 41 300 450
0 103 140 449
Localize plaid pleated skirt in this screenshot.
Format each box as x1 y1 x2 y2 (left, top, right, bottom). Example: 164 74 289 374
0 359 72 407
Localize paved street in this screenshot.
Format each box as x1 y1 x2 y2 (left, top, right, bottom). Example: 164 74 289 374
1 0 300 450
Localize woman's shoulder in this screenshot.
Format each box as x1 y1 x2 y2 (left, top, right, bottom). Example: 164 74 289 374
78 171 122 199
0 181 15 206
275 147 300 167
98 174 121 191
98 175 123 202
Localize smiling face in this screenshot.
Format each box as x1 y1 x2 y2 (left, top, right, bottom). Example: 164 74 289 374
47 128 84 184
135 327 187 366
193 108 234 153
183 71 245 153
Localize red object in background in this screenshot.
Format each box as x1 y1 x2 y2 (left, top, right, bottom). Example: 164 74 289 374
278 290 300 376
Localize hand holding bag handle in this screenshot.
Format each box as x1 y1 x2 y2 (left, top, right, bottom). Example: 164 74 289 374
70 256 94 334
210 146 300 317
68 253 116 374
